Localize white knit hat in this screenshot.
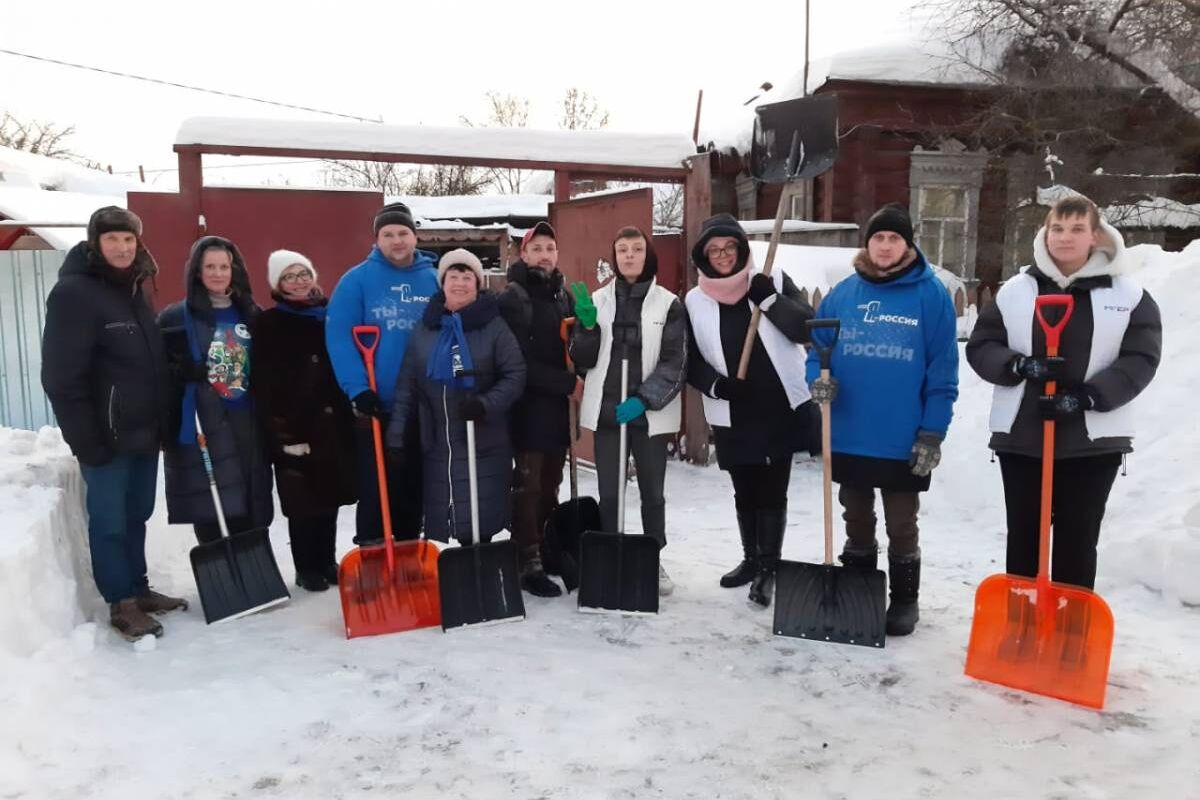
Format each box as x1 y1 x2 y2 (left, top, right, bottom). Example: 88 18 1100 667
437 248 484 287
267 249 316 290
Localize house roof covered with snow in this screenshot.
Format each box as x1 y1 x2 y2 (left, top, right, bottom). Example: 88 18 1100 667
176 118 699 176
393 194 551 222
0 187 125 250
0 145 139 196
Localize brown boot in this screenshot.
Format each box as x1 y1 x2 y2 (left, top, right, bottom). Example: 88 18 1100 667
110 598 164 640
136 588 188 614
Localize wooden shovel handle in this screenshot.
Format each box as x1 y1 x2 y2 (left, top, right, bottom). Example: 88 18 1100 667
735 184 795 378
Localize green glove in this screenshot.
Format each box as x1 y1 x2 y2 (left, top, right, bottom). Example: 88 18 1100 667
570 281 597 329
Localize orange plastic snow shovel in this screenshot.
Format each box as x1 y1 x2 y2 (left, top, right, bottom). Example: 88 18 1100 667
338 325 441 638
964 294 1114 709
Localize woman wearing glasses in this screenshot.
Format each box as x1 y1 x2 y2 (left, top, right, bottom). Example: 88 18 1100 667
253 250 357 592
685 214 817 608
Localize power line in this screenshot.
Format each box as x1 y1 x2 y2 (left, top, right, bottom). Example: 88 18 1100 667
114 158 329 175
0 47 381 124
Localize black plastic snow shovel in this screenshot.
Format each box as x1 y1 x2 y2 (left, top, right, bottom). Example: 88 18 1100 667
773 319 887 647
736 94 840 379
438 355 526 630
543 399 601 593
189 412 290 625
578 341 659 615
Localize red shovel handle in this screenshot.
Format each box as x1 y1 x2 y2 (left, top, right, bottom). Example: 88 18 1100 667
1034 295 1074 359
350 324 394 569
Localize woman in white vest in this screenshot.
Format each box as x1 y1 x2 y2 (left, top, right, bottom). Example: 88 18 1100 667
684 214 818 608
569 226 688 597
967 195 1161 590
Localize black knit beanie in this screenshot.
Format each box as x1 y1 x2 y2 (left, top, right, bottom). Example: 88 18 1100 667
691 213 751 278
864 203 914 248
373 202 417 235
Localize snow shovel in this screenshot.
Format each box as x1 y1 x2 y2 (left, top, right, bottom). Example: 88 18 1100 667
544 399 601 593
439 414 526 631
736 94 839 378
338 325 441 639
189 411 290 625
578 342 659 614
965 294 1114 709
773 319 887 647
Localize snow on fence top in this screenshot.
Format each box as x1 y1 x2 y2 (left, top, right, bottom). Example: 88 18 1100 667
176 118 698 173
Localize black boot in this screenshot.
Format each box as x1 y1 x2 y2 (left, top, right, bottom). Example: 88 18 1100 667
838 543 878 572
886 552 920 636
748 508 786 608
720 509 758 588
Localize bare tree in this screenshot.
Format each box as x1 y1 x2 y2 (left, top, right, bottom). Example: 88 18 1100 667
560 88 611 131
653 184 685 229
322 160 411 195
407 163 493 196
927 0 1200 119
460 91 535 194
0 111 78 158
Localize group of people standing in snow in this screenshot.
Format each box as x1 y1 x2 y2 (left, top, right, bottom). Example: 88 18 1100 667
40 192 1160 643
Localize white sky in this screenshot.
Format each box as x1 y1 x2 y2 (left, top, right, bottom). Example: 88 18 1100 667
2 0 925 187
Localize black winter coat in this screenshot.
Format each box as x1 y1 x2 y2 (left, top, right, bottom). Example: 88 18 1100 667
42 242 169 466
498 261 575 452
386 292 527 544
157 236 273 528
253 298 357 518
687 272 819 469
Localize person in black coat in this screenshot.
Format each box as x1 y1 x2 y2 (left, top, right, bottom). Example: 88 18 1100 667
684 214 817 608
386 250 526 545
158 236 273 543
498 221 579 597
41 206 186 640
253 250 357 592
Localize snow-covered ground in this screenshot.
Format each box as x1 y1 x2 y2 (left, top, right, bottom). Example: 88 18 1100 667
3 245 1198 799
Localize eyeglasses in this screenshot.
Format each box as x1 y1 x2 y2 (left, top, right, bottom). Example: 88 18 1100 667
705 243 739 259
279 270 313 284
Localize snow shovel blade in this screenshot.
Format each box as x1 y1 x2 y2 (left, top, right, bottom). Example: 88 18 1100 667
750 94 839 183
544 496 601 593
773 560 886 648
338 540 441 639
964 574 1114 709
190 527 290 625
577 530 659 614
438 540 526 630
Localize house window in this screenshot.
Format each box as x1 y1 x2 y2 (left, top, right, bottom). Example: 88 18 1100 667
917 185 969 273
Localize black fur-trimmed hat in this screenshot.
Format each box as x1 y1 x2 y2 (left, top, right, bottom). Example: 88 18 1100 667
87 206 143 250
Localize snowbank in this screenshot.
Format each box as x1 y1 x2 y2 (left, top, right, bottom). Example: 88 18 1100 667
0 427 100 659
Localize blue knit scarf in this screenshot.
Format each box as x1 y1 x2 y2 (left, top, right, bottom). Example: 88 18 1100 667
426 312 475 390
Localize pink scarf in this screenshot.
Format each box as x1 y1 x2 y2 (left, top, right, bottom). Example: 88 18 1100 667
698 266 751 305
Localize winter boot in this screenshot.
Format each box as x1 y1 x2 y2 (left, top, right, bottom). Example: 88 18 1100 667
886 551 921 636
136 588 188 614
110 598 164 640
520 559 563 598
295 571 330 592
838 543 879 572
748 508 786 608
323 563 340 586
720 509 758 588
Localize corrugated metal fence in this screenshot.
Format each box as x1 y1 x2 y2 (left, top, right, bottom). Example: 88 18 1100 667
0 250 60 430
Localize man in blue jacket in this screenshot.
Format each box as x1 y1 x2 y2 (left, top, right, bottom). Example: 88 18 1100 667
327 202 439 544
805 203 959 635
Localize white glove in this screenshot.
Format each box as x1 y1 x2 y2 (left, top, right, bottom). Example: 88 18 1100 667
282 443 311 456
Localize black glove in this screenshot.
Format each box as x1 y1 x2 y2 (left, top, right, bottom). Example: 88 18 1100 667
1011 355 1065 382
352 390 386 418
713 376 753 402
182 359 209 382
458 397 486 422
747 273 777 307
1038 386 1095 419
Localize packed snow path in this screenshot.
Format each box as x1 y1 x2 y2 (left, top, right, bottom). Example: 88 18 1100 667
4 243 1199 798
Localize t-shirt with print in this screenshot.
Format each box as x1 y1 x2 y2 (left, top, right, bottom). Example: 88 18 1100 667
206 305 252 408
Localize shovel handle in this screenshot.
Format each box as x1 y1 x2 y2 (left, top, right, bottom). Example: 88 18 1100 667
735 184 795 379
352 325 395 571
805 319 840 370
1032 295 1073 591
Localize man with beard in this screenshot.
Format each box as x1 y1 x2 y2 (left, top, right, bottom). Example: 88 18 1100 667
499 222 582 597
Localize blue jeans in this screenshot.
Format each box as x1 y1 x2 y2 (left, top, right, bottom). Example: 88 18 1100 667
79 453 159 604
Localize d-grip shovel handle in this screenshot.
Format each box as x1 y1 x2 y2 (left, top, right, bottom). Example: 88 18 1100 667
1032 294 1073 591
350 325 395 570
805 318 841 371
1034 295 1074 360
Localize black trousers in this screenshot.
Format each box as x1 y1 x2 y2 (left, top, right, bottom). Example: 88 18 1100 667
512 448 567 567
288 510 339 574
727 461 792 513
594 425 669 548
354 414 423 543
998 452 1122 590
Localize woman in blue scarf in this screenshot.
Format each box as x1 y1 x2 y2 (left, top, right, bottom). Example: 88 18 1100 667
253 250 357 592
385 250 526 545
158 236 274 545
